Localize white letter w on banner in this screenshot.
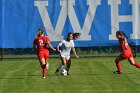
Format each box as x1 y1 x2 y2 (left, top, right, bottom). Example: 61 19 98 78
34 0 101 41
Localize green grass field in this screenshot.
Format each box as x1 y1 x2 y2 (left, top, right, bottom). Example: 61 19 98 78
0 56 140 93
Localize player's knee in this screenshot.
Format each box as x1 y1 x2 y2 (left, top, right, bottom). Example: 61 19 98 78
67 60 71 64
62 62 66 65
130 62 135 65
128 59 135 65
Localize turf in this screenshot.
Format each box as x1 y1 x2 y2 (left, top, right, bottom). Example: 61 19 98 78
0 57 140 93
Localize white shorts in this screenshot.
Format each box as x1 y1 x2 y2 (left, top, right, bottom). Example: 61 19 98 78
60 54 70 60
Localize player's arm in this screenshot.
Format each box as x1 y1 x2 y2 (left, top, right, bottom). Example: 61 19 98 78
45 36 56 51
72 47 79 59
33 39 37 49
57 44 61 53
47 42 56 51
57 40 64 53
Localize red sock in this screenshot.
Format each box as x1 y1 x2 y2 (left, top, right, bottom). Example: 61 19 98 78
42 64 47 77
133 62 140 68
116 62 122 72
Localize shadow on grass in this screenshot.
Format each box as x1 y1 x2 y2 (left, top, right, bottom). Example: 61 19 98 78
71 72 140 76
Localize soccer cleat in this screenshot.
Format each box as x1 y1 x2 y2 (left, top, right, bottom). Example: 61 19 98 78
55 69 59 75
42 77 46 79
113 71 122 74
67 73 70 75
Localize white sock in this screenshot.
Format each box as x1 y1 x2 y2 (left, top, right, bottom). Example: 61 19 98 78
46 63 49 69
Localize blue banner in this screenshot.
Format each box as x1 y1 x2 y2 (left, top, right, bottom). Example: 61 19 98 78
0 0 2 48
1 0 140 48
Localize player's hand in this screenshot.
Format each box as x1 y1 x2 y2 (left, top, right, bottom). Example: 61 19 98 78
53 49 56 51
33 45 36 49
58 50 61 53
76 55 80 59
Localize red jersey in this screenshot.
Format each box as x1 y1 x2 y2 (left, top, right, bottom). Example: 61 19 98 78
33 36 50 52
118 36 132 58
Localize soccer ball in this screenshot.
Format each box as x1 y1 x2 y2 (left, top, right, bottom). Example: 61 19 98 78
61 69 67 76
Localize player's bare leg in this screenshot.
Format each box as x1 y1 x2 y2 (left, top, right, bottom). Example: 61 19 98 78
128 57 140 68
39 58 47 78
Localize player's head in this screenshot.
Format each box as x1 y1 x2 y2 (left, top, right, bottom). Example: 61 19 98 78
116 30 128 39
67 32 73 41
67 32 81 41
36 28 44 38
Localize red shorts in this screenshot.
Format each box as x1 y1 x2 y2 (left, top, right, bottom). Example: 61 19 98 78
37 50 49 60
122 50 133 60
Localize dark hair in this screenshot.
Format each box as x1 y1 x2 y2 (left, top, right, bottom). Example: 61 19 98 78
116 30 128 39
67 32 81 41
38 28 44 32
73 33 81 40
36 28 44 38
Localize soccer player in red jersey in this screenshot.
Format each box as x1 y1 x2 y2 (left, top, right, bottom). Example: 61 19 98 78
114 31 140 74
33 28 56 78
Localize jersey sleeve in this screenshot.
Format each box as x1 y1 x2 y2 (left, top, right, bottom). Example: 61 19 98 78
33 38 37 45
45 36 50 43
70 40 75 47
58 40 65 46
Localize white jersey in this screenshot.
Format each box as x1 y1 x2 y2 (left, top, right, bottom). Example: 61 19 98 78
59 40 75 58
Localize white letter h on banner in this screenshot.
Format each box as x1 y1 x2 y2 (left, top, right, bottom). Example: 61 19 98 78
109 0 140 40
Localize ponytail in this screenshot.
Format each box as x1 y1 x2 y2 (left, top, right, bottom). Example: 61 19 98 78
73 33 81 40
67 32 81 41
116 31 128 39
121 31 128 39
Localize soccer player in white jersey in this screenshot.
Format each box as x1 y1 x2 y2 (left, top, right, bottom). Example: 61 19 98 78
55 32 81 75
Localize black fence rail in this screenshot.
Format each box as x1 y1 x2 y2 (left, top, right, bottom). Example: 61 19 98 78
0 45 140 61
